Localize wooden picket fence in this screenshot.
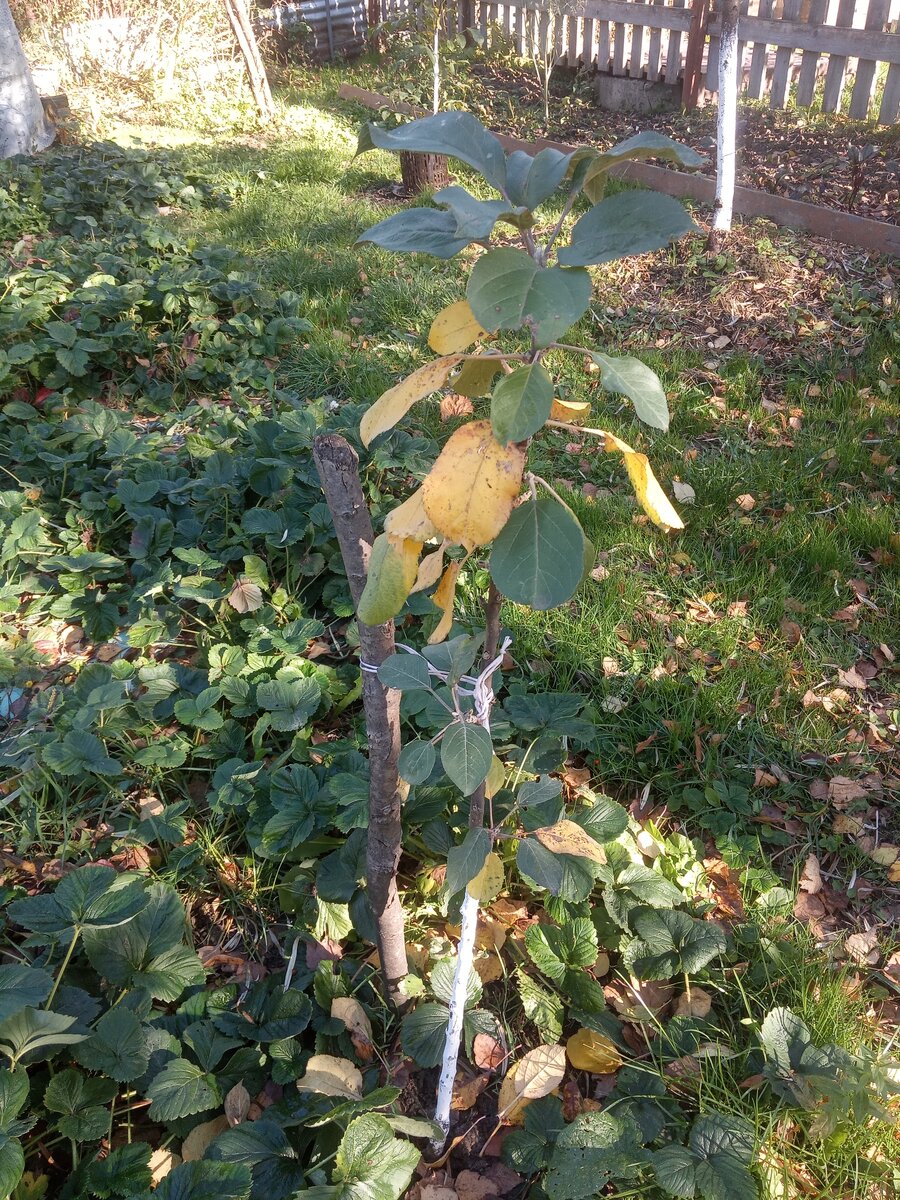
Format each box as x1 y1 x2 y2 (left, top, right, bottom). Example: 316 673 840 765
383 0 900 123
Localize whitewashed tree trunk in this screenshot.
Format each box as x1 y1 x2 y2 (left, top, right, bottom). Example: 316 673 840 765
0 0 55 158
711 0 740 238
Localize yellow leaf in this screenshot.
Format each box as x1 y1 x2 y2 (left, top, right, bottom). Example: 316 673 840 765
533 819 607 864
360 356 463 447
331 997 375 1059
149 1149 181 1184
427 560 462 644
412 543 447 593
297 1054 363 1099
453 355 504 398
182 1116 228 1161
869 843 899 867
468 852 504 903
484 754 506 799
565 1028 623 1073
422 420 525 551
605 432 684 532
357 533 421 626
472 952 504 984
550 398 591 422
498 1044 566 1124
429 299 487 354
384 488 439 542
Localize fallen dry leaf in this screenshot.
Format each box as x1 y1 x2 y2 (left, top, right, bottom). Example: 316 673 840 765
799 855 823 896
735 493 756 511
455 1171 499 1200
297 1054 362 1099
779 618 803 647
845 930 880 967
224 1081 250 1126
332 997 375 1061
675 987 713 1019
672 480 696 504
473 1032 506 1072
420 1186 458 1200
450 1070 491 1112
181 1116 228 1161
149 1148 181 1183
227 576 263 613
497 1044 565 1124
440 393 475 422
837 665 868 690
565 1028 622 1073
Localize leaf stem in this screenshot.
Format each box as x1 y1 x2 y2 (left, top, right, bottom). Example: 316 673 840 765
44 929 80 1010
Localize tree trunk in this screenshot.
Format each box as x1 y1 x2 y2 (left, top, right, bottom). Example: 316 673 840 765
0 0 55 159
222 0 274 123
399 150 449 195
312 435 409 1011
709 0 740 246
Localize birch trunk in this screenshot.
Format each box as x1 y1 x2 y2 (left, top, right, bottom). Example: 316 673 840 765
0 0 55 159
710 0 740 242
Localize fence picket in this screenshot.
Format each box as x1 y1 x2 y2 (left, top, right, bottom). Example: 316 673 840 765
613 17 627 73
769 0 802 108
849 0 890 120
665 0 688 81
631 15 646 74
880 61 900 123
795 0 828 106
597 16 610 70
746 0 773 99
822 0 856 113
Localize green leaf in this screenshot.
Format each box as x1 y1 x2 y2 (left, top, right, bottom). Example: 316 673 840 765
0 1008 87 1065
430 959 482 1008
59 1104 109 1141
506 147 573 210
42 729 121 776
83 882 203 1001
445 827 492 897
546 1110 648 1199
174 687 224 731
601 861 684 930
357 207 471 259
401 1002 449 1068
357 533 418 625
467 248 591 348
183 1022 243 1073
0 965 53 1022
357 113 508 193
8 865 148 935
73 1007 148 1082
559 191 696 268
503 1095 566 1174
622 909 727 981
490 364 554 445
0 1070 29 1126
516 838 564 895
490 497 585 610
0 1131 24 1200
154 1160 252 1200
256 676 321 732
573 794 629 843
572 131 705 203
377 653 431 691
653 1113 757 1200
589 352 669 431
332 1113 421 1200
759 1006 811 1076
525 918 597 982
146 1058 222 1121
399 739 436 785
434 186 525 240
44 1068 117 1118
87 1142 152 1198
208 1119 305 1200
515 969 563 1043
440 722 493 796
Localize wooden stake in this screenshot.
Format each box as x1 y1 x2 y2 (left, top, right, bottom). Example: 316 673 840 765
313 434 409 1010
222 0 274 123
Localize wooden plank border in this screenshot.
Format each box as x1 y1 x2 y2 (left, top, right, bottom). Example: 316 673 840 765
337 82 900 257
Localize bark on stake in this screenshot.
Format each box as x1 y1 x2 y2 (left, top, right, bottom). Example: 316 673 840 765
313 434 409 1009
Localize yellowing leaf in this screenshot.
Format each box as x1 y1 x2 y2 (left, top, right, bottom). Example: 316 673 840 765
498 1044 566 1124
227 576 263 613
468 852 504 903
182 1116 228 1161
565 1028 623 1073
297 1054 363 1099
427 560 462 644
412 544 447 593
357 533 421 626
533 819 606 864
453 355 504 398
484 755 506 799
331 997 375 1060
384 488 439 542
604 431 684 532
429 299 487 354
360 356 463 447
422 420 525 550
550 398 591 422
